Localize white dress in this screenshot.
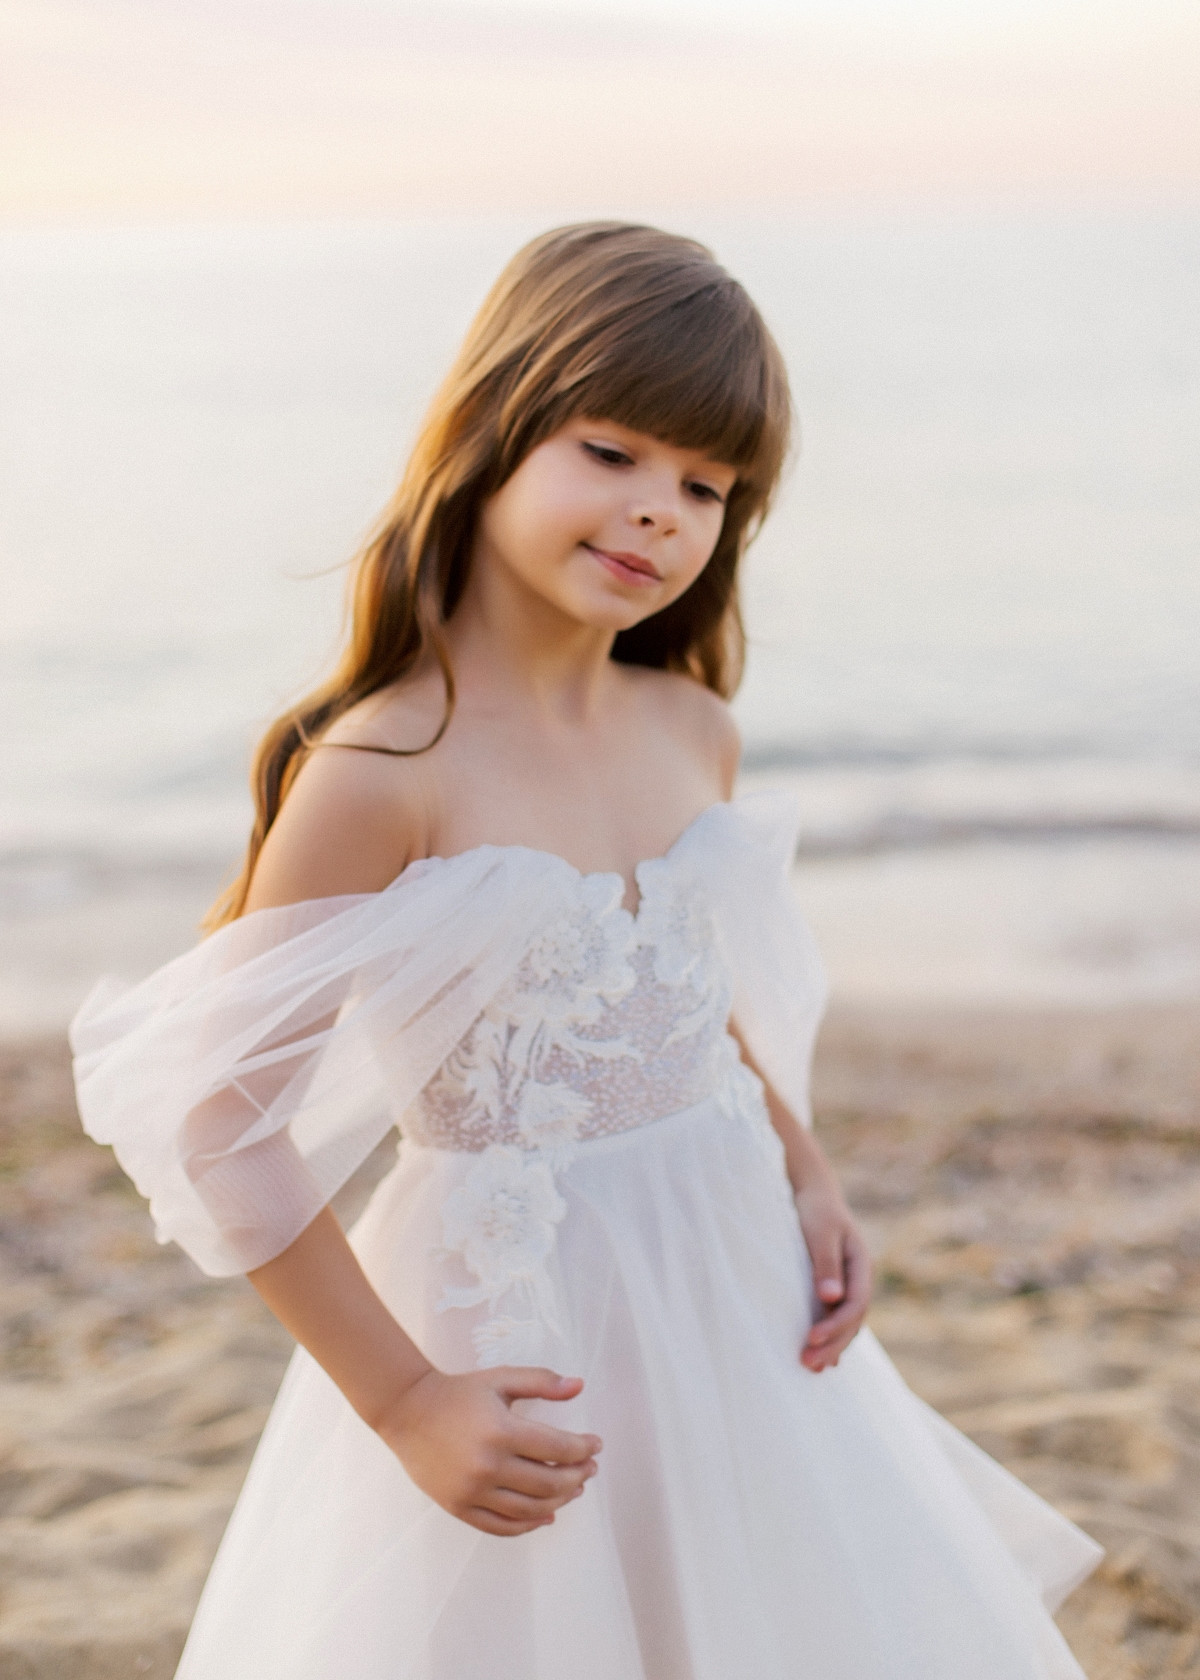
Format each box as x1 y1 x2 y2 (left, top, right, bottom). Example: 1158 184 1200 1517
70 791 1101 1680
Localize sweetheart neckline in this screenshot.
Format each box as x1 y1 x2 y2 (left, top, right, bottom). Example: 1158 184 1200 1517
385 796 732 920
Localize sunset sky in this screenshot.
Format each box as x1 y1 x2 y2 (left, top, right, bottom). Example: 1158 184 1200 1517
3 0 1199 221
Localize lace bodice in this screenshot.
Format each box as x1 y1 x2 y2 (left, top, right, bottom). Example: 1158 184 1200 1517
404 857 735 1155
401 852 769 1366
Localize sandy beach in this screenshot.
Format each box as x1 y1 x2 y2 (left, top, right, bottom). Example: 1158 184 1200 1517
1 1001 1198 1679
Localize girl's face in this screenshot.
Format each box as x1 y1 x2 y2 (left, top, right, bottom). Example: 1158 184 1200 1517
472 417 738 634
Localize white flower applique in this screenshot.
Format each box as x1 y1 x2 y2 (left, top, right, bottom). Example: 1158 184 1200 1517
514 1079 593 1159
435 1011 508 1122
511 872 638 1030
426 876 634 1128
435 1083 586 1366
433 863 733 1366
437 1145 569 1366
434 878 638 1364
633 863 725 1048
437 877 636 1120
631 859 705 987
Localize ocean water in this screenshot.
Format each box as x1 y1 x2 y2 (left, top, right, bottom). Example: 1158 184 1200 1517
2 210 1199 1030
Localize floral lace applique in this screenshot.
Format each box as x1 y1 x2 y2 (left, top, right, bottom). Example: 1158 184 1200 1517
430 860 743 1366
631 861 726 1048
514 1079 593 1157
432 871 638 1133
437 1146 568 1366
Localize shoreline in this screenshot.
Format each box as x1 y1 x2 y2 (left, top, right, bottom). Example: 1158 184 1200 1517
1 1000 1198 1677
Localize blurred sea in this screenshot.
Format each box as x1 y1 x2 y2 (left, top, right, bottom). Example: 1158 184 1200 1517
2 210 1199 1031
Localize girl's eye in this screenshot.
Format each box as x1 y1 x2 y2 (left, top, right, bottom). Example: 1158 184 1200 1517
687 481 725 504
582 442 631 467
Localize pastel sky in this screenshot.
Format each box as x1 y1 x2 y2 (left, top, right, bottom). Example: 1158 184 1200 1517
3 0 1198 221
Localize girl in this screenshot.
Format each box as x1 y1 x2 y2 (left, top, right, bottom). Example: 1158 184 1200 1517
72 222 1101 1679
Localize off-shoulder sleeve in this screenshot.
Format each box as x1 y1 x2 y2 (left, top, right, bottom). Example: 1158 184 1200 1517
686 790 828 1127
69 849 564 1276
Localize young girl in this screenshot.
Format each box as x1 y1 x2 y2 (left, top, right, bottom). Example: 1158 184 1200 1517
72 222 1101 1679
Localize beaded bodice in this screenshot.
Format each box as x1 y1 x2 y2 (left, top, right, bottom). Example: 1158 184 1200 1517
403 855 736 1155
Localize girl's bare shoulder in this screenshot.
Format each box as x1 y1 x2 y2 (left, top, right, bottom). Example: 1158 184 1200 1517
242 683 444 912
621 666 741 796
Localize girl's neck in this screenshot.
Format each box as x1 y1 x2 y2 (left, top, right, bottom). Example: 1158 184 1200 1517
444 564 619 726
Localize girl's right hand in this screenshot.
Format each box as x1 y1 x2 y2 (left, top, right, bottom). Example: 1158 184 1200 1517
377 1366 603 1537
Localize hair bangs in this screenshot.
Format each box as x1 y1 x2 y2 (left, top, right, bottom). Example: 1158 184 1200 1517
543 284 788 495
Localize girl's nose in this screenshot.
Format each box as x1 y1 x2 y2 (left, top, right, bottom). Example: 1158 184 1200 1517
631 479 681 534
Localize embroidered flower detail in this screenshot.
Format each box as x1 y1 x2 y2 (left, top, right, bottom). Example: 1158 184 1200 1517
633 867 725 1049
514 874 636 1028
439 1145 567 1302
422 860 738 1365
633 864 715 990
436 1012 507 1118
437 1144 570 1363
515 1079 591 1156
470 1313 552 1369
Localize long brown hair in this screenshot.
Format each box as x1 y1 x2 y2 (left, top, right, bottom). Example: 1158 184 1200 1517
206 221 792 928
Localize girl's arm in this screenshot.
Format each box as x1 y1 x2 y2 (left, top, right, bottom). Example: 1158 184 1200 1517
730 1023 872 1373
709 703 867 1368
707 697 869 1368
237 745 602 1535
248 1210 600 1536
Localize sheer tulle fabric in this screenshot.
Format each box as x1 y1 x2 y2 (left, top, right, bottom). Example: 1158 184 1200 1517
69 791 1102 1680
176 1094 1099 1679
69 795 823 1275
71 848 573 1272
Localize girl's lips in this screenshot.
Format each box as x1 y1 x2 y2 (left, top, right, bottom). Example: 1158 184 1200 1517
584 544 661 585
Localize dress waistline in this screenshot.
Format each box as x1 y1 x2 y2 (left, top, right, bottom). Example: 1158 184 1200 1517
399 1083 736 1162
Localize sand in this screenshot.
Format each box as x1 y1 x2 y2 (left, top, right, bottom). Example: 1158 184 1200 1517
1 1002 1198 1679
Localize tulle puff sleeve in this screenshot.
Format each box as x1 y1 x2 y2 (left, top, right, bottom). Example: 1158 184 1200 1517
69 849 568 1277
683 789 828 1128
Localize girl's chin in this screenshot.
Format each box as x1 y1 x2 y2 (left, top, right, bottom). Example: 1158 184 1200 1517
561 554 676 623
565 593 664 634
538 577 665 634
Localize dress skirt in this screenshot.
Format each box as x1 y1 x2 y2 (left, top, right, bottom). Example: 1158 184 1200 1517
174 1087 1099 1680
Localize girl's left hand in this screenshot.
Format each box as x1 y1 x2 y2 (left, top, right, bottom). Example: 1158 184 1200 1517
794 1184 872 1372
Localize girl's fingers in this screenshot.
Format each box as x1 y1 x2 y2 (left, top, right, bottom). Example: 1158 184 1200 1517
502 1457 596 1500
508 1419 602 1465
471 1465 598 1531
807 1228 847 1306
840 1235 873 1316
802 1312 864 1369
487 1487 568 1522
805 1307 864 1353
804 1234 872 1368
464 1506 548 1537
807 1238 871 1342
807 1312 864 1358
494 1366 584 1403
807 1292 863 1345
